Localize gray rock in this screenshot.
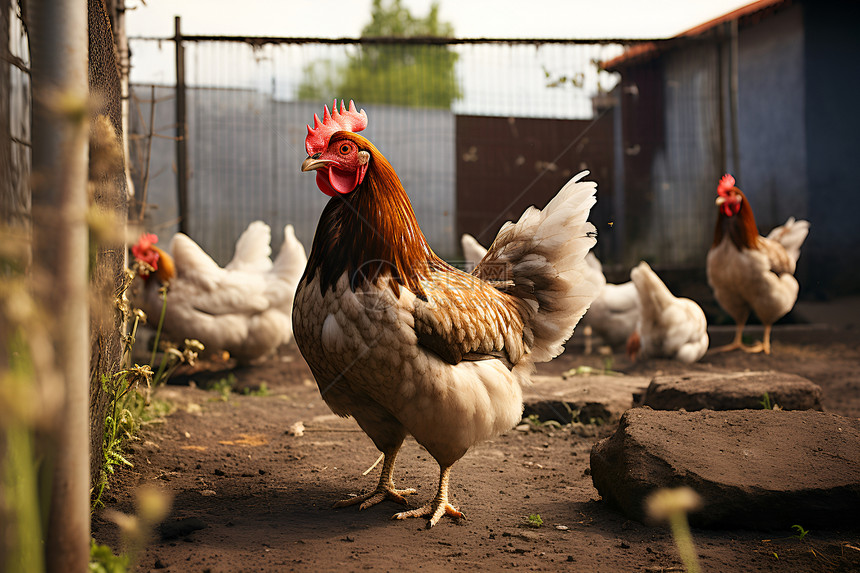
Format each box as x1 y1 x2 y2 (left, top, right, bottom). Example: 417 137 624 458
641 371 823 412
523 374 651 424
590 408 860 528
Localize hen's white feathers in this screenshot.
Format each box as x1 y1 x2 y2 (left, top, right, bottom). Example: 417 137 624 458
225 220 273 273
141 222 307 363
460 233 488 272
580 253 640 348
630 261 708 363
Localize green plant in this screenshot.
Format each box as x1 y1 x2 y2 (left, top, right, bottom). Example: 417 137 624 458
88 539 130 573
94 271 201 509
760 392 782 411
242 382 270 397
211 373 237 401
562 364 622 378
791 524 809 541
527 514 543 528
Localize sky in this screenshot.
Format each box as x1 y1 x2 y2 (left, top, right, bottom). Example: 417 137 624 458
126 0 757 40
125 0 758 118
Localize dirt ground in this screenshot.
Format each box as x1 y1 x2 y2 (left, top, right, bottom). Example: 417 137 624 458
93 305 860 573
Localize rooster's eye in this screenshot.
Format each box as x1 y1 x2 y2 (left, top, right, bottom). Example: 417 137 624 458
339 144 350 154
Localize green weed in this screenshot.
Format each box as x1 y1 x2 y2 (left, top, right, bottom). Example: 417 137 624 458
527 514 543 528
760 392 782 411
93 272 201 509
242 382 270 397
791 524 809 541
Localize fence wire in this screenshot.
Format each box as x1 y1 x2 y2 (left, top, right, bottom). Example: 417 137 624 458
127 36 723 272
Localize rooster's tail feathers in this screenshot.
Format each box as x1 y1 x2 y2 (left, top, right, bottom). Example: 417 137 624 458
766 217 810 265
479 171 600 363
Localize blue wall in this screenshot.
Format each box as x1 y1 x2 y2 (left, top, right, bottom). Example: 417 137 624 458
803 0 860 296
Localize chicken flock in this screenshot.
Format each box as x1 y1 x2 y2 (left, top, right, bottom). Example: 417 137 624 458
130 99 809 528
131 221 307 365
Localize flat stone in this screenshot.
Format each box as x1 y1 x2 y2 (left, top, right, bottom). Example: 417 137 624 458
524 374 651 424
590 408 860 528
641 371 823 412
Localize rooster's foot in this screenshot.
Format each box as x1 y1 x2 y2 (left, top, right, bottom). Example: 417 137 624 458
333 485 416 510
739 341 765 354
392 500 464 528
710 342 743 353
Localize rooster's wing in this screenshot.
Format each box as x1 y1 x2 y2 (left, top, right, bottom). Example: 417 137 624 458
412 264 528 368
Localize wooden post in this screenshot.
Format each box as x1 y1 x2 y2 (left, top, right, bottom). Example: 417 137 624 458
175 15 189 234
29 0 91 570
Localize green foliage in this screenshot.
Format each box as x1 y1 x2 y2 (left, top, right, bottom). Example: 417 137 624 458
791 524 809 541
527 513 544 528
93 278 201 509
211 373 237 402
89 539 130 573
296 0 462 109
242 381 270 397
760 392 781 410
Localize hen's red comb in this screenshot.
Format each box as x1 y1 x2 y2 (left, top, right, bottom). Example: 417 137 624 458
131 233 160 272
305 100 368 155
717 174 736 195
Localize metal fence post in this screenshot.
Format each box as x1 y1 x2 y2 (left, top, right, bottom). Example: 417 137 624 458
175 15 189 234
29 0 91 570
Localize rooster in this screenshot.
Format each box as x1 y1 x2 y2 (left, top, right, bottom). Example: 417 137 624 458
131 221 307 364
706 174 810 354
293 100 600 527
627 261 708 363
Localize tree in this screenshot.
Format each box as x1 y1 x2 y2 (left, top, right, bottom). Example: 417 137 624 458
297 0 462 109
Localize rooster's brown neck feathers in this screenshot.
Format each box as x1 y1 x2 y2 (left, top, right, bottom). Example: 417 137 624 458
304 134 439 297
713 188 760 251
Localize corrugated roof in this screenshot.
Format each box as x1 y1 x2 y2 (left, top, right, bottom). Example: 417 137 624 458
603 0 792 70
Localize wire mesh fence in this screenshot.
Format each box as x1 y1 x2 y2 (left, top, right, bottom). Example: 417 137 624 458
127 37 650 265
1 1 31 233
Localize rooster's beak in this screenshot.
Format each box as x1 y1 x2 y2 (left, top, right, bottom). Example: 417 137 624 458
301 156 331 172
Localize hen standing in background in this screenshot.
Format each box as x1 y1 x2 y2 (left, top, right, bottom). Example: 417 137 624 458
293 101 600 527
132 222 307 364
627 261 708 363
706 174 810 355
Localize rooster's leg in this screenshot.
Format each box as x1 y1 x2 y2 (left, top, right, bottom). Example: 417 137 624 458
710 323 746 353
392 464 464 528
333 449 416 510
762 324 772 354
739 324 770 354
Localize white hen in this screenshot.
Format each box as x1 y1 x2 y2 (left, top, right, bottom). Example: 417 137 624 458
132 222 307 364
629 261 708 363
580 253 641 349
460 233 488 272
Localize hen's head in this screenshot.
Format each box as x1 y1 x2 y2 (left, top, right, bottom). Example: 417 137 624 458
132 233 160 276
131 233 175 282
301 100 370 196
715 174 743 217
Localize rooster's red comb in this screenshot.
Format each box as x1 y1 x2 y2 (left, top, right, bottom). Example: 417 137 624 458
305 100 368 156
717 174 736 196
